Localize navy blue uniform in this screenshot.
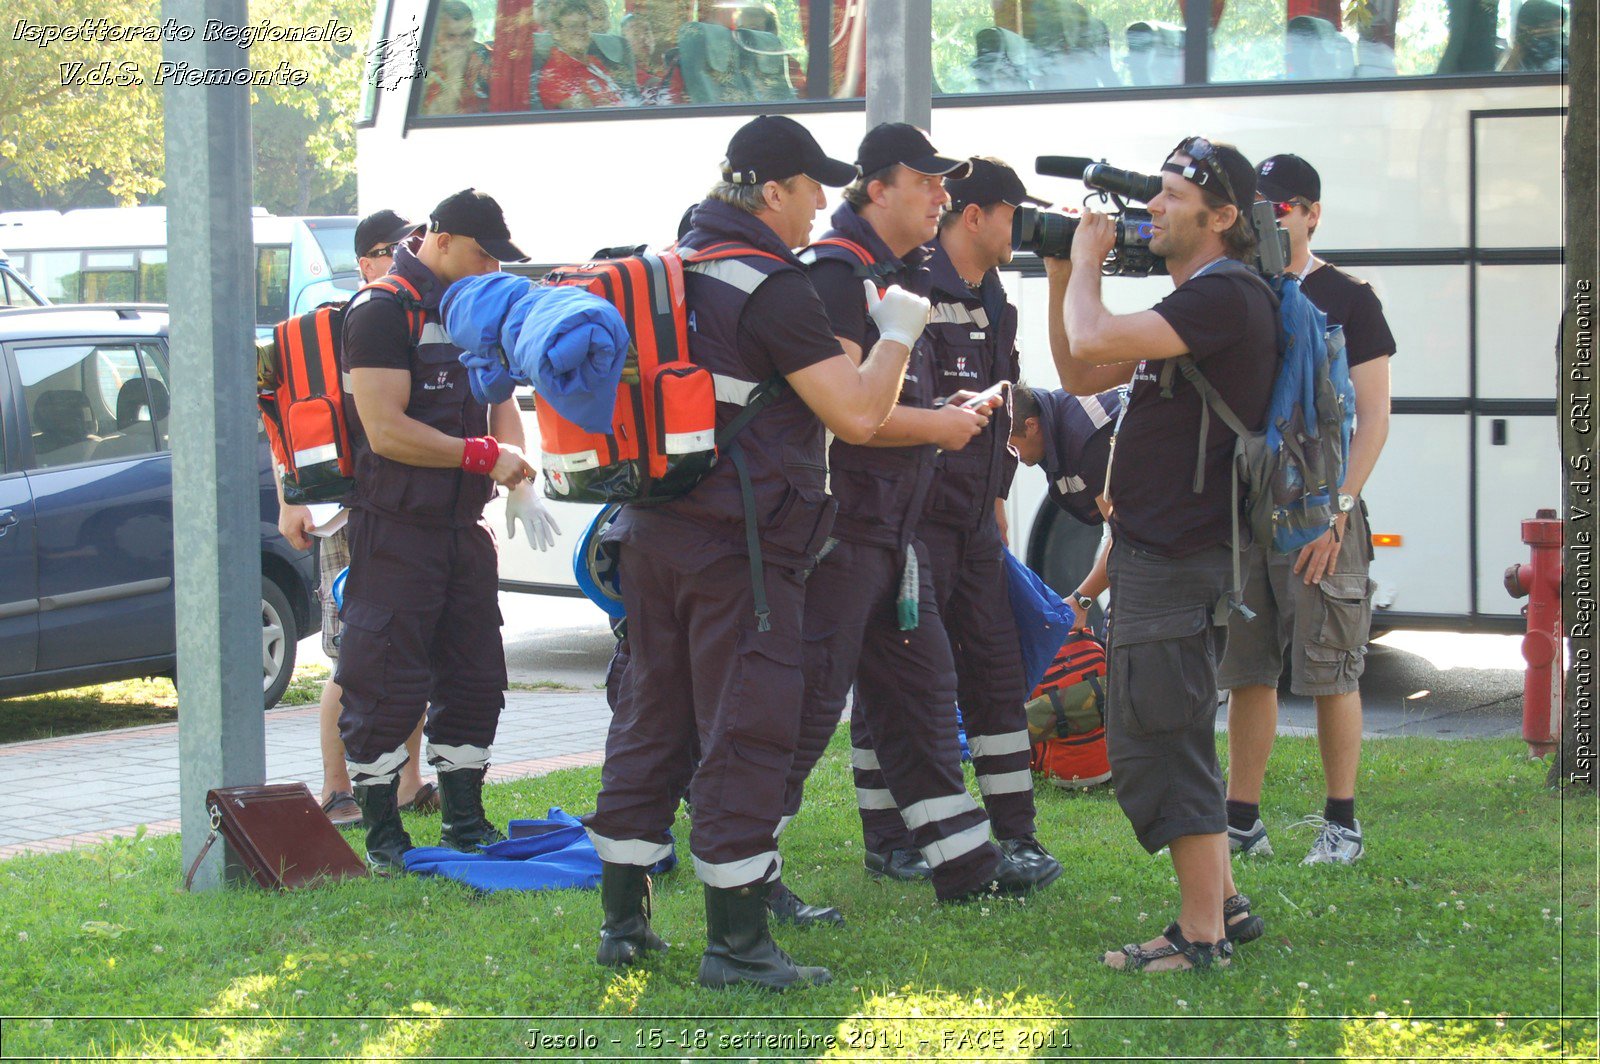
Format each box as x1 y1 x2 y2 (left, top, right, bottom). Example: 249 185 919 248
584 199 842 890
336 245 505 782
784 206 1004 900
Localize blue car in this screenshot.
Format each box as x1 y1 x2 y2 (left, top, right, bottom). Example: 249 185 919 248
0 305 320 708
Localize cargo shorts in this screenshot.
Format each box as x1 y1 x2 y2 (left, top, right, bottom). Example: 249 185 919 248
1105 540 1232 855
317 524 350 659
1217 499 1376 698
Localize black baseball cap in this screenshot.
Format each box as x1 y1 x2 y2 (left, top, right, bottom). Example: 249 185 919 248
1163 136 1257 212
857 123 972 179
946 157 1050 211
355 209 421 258
1255 153 1321 204
429 188 528 262
723 115 858 187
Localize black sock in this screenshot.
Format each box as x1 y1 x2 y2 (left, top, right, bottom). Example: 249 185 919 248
1226 800 1260 833
1324 797 1356 830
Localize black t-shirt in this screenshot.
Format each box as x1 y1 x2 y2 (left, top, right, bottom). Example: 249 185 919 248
1109 268 1278 557
339 294 417 444
808 259 871 349
1301 262 1396 368
736 269 846 376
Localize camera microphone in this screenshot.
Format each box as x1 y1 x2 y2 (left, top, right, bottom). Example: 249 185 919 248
1080 163 1164 203
1035 156 1095 180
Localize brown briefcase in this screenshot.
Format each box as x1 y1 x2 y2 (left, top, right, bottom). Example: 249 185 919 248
183 782 368 890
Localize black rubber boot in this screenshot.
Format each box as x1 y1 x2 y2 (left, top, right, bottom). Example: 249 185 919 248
596 862 669 967
698 883 832 991
437 766 507 851
767 880 845 928
352 780 414 874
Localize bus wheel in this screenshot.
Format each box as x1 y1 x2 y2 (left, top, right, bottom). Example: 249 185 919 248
1034 511 1107 634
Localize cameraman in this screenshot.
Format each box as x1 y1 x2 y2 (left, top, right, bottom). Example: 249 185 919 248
1048 137 1274 972
1219 154 1395 866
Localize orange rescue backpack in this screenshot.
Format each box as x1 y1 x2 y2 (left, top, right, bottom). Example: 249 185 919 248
534 243 787 506
256 276 423 505
1026 632 1112 789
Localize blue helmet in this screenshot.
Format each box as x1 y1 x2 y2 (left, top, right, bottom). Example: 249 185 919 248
573 503 624 619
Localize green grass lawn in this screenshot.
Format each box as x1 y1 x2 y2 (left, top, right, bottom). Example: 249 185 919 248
0 734 1593 1061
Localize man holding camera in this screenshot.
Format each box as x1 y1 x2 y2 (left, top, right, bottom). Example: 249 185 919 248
583 115 931 991
1050 137 1274 971
777 126 1059 907
1219 154 1395 866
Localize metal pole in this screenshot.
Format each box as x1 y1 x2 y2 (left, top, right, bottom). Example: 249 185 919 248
865 0 932 130
163 0 264 891
1183 0 1210 86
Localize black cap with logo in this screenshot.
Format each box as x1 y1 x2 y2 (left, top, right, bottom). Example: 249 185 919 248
1255 153 1321 204
723 115 858 188
355 209 422 258
946 157 1051 211
429 188 528 263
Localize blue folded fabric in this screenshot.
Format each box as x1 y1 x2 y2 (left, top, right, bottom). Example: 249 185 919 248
1003 549 1077 696
441 274 631 430
402 807 676 892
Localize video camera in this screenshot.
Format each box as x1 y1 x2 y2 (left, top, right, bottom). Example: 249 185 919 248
1012 156 1290 278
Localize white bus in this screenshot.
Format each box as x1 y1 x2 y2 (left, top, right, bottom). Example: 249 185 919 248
356 0 1567 632
0 207 361 335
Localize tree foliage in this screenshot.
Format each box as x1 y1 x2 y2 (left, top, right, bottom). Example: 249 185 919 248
0 0 369 212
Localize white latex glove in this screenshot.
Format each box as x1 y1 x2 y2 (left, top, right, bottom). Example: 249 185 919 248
506 480 560 552
863 279 931 350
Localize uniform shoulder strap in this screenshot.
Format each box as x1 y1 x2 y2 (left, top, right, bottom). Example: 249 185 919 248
351 276 426 345
680 241 786 265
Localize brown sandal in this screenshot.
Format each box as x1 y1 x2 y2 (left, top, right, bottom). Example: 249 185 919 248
1106 921 1233 972
321 790 363 827
398 781 439 814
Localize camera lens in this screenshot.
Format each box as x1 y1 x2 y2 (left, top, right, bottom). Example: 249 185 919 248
1011 206 1077 258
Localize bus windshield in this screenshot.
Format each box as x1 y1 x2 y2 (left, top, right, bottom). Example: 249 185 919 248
307 218 360 277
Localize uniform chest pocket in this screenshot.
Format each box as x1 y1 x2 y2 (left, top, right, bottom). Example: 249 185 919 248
412 345 468 409
930 334 988 397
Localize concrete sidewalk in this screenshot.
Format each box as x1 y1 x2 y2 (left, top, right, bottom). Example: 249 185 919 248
0 690 612 859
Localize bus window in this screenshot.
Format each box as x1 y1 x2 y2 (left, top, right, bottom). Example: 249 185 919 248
28 251 83 303
308 221 360 277
81 251 138 303
256 245 291 326
937 0 1174 93
1208 0 1569 82
139 249 167 303
413 0 811 115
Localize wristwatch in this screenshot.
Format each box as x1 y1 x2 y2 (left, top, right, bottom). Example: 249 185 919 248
1072 592 1095 613
1336 493 1356 513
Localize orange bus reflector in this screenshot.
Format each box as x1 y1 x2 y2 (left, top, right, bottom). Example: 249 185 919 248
1371 533 1403 548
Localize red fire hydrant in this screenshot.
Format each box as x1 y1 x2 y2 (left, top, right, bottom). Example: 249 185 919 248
1504 509 1563 757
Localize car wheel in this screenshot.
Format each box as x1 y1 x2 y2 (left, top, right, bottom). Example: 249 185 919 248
262 577 299 709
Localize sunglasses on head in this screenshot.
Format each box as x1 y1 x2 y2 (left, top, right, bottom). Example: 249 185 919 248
1165 135 1238 208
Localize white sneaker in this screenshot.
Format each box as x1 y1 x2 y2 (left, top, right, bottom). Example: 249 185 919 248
1300 816 1364 865
1228 818 1274 857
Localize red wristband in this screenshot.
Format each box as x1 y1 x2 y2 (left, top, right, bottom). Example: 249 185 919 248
461 436 499 475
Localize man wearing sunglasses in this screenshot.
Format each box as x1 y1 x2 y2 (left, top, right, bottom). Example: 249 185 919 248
1047 135 1276 972
275 209 435 830
1219 154 1396 868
